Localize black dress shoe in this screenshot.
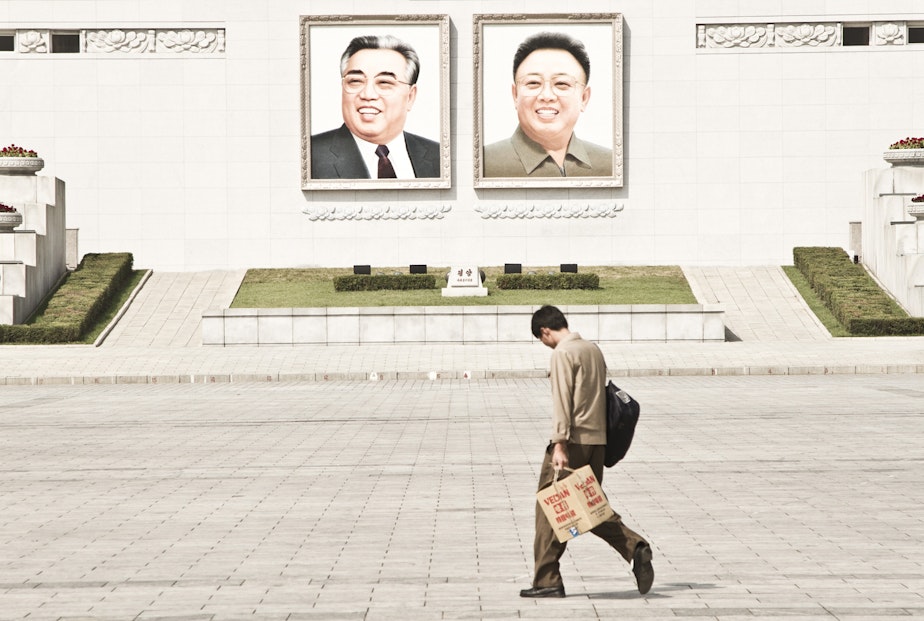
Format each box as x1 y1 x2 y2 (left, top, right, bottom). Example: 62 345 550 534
632 542 654 595
519 585 566 598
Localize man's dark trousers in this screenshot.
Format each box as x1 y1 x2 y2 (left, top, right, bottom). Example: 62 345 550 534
532 443 648 588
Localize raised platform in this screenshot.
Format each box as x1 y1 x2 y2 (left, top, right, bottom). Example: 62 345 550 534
201 304 726 346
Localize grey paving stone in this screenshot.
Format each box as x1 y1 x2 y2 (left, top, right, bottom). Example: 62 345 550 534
0 376 922 619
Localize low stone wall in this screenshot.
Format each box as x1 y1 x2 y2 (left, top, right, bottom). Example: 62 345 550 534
202 304 726 346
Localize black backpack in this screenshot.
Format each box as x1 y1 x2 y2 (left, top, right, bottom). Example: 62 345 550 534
604 380 640 467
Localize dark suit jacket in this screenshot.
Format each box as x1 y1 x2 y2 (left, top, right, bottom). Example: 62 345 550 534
310 124 440 179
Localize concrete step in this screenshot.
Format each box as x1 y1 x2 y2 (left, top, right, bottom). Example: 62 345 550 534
0 231 37 265
0 261 25 297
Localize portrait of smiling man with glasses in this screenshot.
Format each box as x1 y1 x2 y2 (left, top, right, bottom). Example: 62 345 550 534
483 32 613 178
310 34 440 180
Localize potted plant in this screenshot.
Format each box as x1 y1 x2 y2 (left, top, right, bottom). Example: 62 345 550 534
0 202 23 231
908 193 924 220
0 143 44 175
884 137 924 167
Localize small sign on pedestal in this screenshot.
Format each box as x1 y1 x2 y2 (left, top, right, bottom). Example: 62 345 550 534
442 265 488 297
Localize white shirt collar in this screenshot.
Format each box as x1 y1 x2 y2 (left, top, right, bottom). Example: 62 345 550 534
351 133 416 179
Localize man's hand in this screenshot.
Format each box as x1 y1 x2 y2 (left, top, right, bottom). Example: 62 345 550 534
551 442 569 471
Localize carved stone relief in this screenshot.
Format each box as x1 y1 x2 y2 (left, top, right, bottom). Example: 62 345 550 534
875 22 905 46
698 21 912 49
10 28 224 54
18 30 48 53
157 30 225 54
474 201 625 219
774 23 838 47
86 29 154 53
700 24 769 48
303 204 452 222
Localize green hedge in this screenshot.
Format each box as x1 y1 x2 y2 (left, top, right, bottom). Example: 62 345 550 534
793 246 924 336
0 321 80 343
333 274 437 292
495 273 599 290
0 252 134 343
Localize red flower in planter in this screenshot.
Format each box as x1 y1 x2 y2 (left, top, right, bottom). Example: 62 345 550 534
0 144 38 158
889 137 924 150
0 202 18 213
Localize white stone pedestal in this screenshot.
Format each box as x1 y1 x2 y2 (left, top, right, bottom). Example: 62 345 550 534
441 285 488 297
863 165 924 317
441 265 488 297
0 173 67 324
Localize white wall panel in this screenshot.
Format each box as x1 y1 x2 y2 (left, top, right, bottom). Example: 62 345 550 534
1 0 923 270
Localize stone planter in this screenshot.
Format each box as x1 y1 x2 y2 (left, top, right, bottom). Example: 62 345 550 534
883 149 924 166
908 203 924 221
0 211 24 231
0 157 44 175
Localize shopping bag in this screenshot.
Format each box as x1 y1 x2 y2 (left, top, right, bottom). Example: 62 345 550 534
536 464 615 543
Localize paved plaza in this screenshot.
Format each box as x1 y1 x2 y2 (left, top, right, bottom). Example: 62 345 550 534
1 267 923 619
1 375 922 620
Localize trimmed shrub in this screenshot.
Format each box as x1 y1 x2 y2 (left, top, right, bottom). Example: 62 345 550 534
0 323 81 344
334 274 437 292
793 247 924 336
0 252 134 343
496 273 600 290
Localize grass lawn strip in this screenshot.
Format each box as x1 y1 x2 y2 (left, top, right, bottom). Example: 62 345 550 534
231 266 698 308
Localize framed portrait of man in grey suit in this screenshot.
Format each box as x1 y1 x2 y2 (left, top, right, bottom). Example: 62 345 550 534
473 14 623 189
300 15 450 190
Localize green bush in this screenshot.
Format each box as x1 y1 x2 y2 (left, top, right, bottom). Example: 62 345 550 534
0 252 134 343
495 273 600 290
793 247 924 336
333 274 437 292
0 323 81 344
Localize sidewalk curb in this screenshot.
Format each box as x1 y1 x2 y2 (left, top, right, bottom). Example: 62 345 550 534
93 269 153 347
2 363 921 385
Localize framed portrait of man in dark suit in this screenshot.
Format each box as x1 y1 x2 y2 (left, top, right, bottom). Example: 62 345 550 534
473 14 623 189
300 15 450 190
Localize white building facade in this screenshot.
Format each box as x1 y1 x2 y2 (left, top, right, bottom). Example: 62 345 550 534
1 0 922 271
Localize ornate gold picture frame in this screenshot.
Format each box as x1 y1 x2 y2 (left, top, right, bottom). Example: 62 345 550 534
300 15 451 190
473 14 623 189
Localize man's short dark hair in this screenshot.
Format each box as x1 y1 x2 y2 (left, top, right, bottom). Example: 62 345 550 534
531 305 569 338
512 32 591 83
340 35 421 84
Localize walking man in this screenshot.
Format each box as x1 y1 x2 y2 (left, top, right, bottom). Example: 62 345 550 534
521 305 654 598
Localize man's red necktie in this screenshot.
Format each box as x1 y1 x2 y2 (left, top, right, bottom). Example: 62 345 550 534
375 145 397 178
